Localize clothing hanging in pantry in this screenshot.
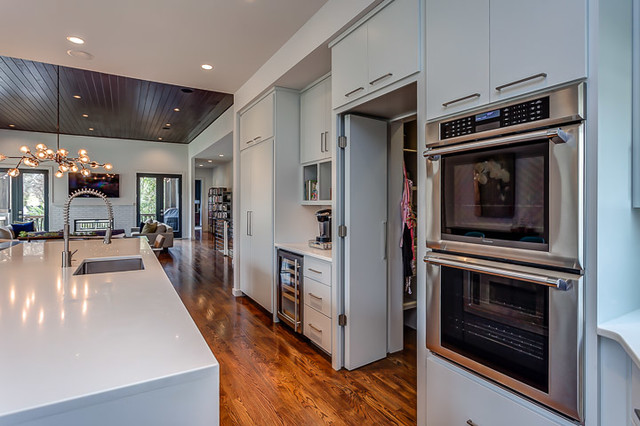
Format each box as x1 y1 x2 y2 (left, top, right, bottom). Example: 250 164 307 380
400 161 416 294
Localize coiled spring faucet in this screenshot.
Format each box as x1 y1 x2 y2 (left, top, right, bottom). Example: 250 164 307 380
62 188 113 268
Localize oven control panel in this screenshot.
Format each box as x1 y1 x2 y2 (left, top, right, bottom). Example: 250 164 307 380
440 96 550 140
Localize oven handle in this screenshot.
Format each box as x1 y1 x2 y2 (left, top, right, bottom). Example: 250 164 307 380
424 255 571 291
423 128 569 160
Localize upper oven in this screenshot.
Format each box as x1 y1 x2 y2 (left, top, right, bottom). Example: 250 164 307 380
425 83 585 271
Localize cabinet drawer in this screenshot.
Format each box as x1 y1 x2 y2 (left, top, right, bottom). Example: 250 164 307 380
632 362 640 425
304 256 331 285
304 277 331 317
427 356 563 425
304 305 331 354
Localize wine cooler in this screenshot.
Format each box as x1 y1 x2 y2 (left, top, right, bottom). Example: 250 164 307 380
277 249 303 332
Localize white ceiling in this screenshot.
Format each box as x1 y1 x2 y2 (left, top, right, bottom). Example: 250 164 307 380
195 132 233 166
0 0 328 94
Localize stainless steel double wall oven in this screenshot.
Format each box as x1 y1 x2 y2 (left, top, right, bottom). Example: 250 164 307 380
424 83 585 422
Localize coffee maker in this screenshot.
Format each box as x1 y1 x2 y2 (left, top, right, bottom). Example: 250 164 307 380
309 208 331 250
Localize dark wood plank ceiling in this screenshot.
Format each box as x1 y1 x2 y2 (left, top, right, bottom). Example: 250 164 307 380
0 56 233 144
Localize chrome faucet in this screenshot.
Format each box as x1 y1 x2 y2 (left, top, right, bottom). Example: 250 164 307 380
62 188 113 267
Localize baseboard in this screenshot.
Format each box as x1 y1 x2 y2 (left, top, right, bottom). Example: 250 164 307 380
231 288 243 297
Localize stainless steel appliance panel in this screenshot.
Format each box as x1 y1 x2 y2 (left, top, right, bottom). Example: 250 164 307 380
425 252 583 421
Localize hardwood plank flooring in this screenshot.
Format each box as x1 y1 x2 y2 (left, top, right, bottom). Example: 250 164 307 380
158 237 417 425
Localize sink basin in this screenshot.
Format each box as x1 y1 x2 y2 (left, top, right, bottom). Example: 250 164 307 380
73 256 145 275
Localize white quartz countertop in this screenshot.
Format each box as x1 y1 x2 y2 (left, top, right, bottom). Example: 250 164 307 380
598 309 640 370
275 242 332 262
0 238 218 424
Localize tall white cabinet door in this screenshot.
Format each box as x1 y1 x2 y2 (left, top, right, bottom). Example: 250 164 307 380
322 78 332 160
367 0 419 91
249 139 274 313
300 80 326 164
343 115 388 370
490 0 586 102
332 24 368 108
426 0 490 120
239 148 253 297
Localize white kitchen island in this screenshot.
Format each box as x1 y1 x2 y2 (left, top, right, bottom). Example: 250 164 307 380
0 238 219 426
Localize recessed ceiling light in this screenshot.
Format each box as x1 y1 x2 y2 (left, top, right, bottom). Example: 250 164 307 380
82 114 88 118
165 123 171 127
73 95 81 99
201 64 213 70
173 108 180 112
199 164 203 167
66 50 94 60
207 160 213 163
66 36 85 45
158 137 163 141
218 154 224 157
8 124 15 128
88 127 94 131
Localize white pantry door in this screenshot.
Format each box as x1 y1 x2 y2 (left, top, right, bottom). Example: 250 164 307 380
343 115 388 370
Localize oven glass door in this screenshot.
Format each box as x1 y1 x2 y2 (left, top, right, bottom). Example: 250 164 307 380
441 140 549 249
440 265 549 392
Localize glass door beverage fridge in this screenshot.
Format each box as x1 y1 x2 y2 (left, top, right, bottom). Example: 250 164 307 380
277 249 303 333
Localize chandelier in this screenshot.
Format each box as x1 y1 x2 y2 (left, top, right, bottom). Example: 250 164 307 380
0 65 112 178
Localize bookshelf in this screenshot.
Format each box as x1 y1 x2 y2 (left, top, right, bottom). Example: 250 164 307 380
208 187 233 257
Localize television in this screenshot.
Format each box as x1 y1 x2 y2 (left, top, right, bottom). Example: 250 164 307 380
68 173 120 198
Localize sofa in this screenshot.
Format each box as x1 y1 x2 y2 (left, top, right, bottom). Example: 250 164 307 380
0 222 37 240
131 221 174 249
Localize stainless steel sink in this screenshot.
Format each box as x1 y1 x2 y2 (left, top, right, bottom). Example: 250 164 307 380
73 256 145 275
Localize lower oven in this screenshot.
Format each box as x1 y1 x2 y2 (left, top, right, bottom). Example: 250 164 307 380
425 252 583 422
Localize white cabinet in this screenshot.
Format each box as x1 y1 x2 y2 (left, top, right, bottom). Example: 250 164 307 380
302 256 332 354
426 0 586 119
300 76 332 164
427 356 564 426
332 0 419 109
426 0 490 118
633 363 640 425
489 0 586 102
239 92 274 151
239 139 274 312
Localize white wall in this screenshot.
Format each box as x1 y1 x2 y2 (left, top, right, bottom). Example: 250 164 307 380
211 162 232 189
0 129 189 233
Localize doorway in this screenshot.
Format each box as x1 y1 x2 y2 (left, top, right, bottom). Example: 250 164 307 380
0 169 49 231
136 173 182 238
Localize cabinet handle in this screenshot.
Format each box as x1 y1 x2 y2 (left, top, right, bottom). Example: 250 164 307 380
442 93 481 107
344 87 364 98
309 293 323 301
369 72 393 86
309 323 322 333
245 140 253 145
324 131 329 153
308 268 323 275
320 132 325 153
253 136 262 142
495 72 547 92
246 211 252 236
466 420 478 426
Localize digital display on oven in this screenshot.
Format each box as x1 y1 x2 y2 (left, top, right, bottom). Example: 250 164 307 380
475 109 500 122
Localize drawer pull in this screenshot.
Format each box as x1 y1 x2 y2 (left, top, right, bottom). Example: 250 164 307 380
308 268 323 275
253 136 262 141
466 420 478 426
309 293 323 301
309 323 322 333
442 93 480 107
369 73 393 86
495 72 547 92
345 87 364 98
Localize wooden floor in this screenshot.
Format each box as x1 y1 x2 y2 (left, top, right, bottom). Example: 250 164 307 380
159 237 417 425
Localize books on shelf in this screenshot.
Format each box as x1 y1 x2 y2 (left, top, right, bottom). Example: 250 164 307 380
305 180 318 201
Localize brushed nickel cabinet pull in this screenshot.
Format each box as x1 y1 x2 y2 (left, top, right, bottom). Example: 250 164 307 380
308 268 322 274
495 72 547 91
369 72 393 85
442 93 481 107
320 133 325 153
309 293 323 301
309 323 322 333
253 136 262 141
345 87 364 98
324 132 329 152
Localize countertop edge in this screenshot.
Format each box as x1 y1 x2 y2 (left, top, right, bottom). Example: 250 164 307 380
597 308 640 370
0 363 219 425
275 243 332 262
